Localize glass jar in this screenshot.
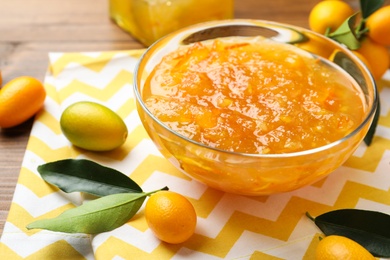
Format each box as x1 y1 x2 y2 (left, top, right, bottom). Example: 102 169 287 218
109 0 234 46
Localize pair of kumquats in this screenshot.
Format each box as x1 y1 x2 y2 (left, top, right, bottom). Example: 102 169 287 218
0 73 127 152
309 0 390 79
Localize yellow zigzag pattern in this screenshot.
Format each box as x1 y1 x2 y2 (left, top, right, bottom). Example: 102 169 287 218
251 251 285 260
28 240 87 259
130 154 191 184
0 240 87 260
302 233 322 260
380 110 390 128
0 244 24 260
35 110 62 135
95 180 389 259
6 203 74 236
49 50 144 76
2 51 389 259
56 70 134 103
25 136 72 161
13 132 389 258
344 136 390 171
17 168 59 197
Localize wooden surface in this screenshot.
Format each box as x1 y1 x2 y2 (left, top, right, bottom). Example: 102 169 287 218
0 0 386 236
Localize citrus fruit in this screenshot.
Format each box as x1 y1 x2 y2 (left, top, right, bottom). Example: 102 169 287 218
144 191 197 244
351 50 373 72
309 0 354 34
294 36 334 59
356 37 390 79
316 235 375 260
0 76 46 128
60 101 128 151
366 5 390 46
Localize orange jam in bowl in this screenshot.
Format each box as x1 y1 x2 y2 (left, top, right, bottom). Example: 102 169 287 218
134 20 377 195
143 38 366 154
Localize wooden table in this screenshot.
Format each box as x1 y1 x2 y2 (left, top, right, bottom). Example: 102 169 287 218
0 0 387 235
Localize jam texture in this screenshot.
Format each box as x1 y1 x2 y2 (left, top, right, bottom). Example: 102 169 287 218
144 39 365 154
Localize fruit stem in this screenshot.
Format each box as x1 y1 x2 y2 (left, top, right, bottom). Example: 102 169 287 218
324 27 332 37
354 18 369 40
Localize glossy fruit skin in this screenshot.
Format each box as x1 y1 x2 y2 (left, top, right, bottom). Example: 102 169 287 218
60 101 128 151
356 37 390 79
309 0 354 34
145 191 197 244
351 51 372 73
316 235 375 260
0 76 46 128
366 5 390 46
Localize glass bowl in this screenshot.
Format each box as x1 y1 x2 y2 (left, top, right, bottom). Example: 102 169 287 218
133 19 378 196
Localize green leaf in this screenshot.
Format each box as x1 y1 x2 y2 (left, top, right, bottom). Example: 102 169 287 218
37 159 143 197
360 0 384 19
364 98 380 146
307 209 390 257
27 192 148 234
328 13 361 50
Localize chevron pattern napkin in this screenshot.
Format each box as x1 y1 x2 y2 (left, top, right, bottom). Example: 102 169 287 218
0 50 389 259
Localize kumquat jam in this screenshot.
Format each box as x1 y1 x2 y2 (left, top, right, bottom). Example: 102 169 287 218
143 38 366 154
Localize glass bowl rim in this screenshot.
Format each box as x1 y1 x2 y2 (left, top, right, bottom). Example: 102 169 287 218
133 19 379 159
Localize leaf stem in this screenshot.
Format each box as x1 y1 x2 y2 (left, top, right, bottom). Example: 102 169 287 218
144 186 169 197
305 211 315 221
